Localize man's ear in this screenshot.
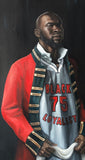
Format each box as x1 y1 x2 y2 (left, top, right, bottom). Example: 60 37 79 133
34 28 40 38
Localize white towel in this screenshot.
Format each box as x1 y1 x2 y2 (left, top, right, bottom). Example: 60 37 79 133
36 142 78 160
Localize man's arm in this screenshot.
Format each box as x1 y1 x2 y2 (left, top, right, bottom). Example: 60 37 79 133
75 100 85 154
69 58 85 154
1 62 56 157
1 63 34 142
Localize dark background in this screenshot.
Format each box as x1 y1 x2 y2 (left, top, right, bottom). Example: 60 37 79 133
0 0 85 159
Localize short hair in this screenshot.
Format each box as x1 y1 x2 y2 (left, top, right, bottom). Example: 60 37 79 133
35 11 63 29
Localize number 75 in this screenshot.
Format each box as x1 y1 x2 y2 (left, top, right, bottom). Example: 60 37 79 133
50 96 68 112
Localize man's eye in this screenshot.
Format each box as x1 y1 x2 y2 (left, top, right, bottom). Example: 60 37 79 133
56 23 61 27
47 24 53 27
47 23 61 28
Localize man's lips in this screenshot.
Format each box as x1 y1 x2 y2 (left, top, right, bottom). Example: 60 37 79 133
52 34 62 37
52 34 63 40
52 35 62 40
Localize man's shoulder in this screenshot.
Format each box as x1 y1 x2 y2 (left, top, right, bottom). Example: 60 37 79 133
68 56 78 71
12 53 35 68
9 53 36 74
14 53 35 65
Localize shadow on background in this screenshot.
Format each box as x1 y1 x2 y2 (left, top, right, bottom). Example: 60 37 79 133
0 0 85 159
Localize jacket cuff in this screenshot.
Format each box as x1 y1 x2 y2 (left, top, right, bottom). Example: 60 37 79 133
79 121 85 136
25 131 45 156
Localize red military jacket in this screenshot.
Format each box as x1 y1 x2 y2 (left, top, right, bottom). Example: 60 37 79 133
1 47 85 160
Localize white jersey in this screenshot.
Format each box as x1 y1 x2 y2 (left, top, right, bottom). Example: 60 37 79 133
37 43 81 160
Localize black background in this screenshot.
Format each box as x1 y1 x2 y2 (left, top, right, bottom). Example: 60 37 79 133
0 0 85 159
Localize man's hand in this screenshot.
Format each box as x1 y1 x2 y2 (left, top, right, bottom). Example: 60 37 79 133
75 134 85 154
38 139 57 158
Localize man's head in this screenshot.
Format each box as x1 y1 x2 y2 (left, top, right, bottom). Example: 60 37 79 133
34 11 64 50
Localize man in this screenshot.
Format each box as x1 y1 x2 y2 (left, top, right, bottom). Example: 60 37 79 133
1 11 85 160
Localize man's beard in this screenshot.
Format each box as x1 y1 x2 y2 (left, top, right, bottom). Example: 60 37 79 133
40 31 63 49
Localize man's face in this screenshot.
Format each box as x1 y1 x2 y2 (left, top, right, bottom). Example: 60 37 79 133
39 15 64 49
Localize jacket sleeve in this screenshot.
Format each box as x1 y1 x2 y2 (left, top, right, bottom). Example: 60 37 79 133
1 63 45 156
79 99 85 136
69 57 85 136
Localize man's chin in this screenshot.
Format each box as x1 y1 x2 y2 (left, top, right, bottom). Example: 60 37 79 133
54 40 62 44
50 41 62 49
40 34 62 49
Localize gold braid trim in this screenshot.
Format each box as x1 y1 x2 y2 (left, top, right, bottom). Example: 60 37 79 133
35 68 46 72
27 136 41 148
69 64 73 70
29 104 39 107
33 127 41 131
71 81 76 87
30 122 40 126
79 121 84 134
32 86 43 91
73 87 78 93
29 110 39 113
32 49 40 61
69 70 75 76
25 144 37 155
75 99 80 105
32 131 45 141
30 92 41 96
34 73 45 78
